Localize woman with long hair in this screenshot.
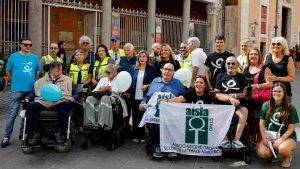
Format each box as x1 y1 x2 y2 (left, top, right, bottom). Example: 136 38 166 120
257 82 299 168
130 50 156 142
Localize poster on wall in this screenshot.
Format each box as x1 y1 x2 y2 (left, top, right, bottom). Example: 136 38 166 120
261 6 267 34
155 18 162 43
112 12 120 36
189 22 194 37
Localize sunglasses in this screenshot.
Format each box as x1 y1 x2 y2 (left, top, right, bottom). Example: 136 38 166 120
226 62 236 66
82 42 90 45
272 43 281 46
105 71 112 74
22 43 32 47
50 47 58 50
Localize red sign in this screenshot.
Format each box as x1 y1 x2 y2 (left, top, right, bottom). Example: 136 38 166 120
261 6 267 34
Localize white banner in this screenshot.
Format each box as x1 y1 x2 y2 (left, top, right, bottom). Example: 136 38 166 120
160 102 235 156
139 92 175 127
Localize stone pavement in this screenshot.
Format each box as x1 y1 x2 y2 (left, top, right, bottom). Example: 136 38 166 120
0 71 299 169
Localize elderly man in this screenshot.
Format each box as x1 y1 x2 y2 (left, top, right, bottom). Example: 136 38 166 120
150 43 161 63
40 43 63 76
1 37 40 148
25 61 74 145
140 63 185 159
205 35 234 89
119 43 137 73
108 36 125 64
214 56 248 149
187 37 207 88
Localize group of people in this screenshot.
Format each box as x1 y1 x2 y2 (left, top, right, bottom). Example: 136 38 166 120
0 34 298 168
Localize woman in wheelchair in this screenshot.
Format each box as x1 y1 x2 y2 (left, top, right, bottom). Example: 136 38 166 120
26 61 74 146
84 64 119 129
257 82 299 168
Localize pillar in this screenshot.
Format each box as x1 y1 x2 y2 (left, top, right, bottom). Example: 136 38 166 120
147 0 156 53
182 0 191 42
101 0 112 48
206 2 221 52
28 0 42 57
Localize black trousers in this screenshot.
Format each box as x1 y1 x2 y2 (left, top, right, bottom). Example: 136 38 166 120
147 123 160 145
26 102 71 133
131 99 144 140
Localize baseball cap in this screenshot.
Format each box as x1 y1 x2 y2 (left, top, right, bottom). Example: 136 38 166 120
111 36 120 41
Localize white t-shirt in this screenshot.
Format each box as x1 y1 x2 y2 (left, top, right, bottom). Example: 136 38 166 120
135 70 145 100
93 77 119 93
191 48 207 76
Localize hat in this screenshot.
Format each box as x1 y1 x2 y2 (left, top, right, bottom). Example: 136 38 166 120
111 36 120 41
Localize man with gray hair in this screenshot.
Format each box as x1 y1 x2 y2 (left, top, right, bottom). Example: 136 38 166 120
187 37 207 88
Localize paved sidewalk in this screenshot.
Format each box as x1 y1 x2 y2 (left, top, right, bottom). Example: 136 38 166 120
0 71 299 169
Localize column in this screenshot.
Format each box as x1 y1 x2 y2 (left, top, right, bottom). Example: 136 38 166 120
182 0 191 42
147 0 156 53
28 0 42 57
206 2 221 52
101 0 112 48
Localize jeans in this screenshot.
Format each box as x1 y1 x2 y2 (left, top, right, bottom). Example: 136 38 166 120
3 91 29 139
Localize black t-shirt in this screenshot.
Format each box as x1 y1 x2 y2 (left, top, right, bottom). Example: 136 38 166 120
182 89 211 104
154 59 181 77
204 51 234 86
214 72 246 94
57 48 66 63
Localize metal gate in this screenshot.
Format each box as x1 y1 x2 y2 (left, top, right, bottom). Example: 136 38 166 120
0 0 29 59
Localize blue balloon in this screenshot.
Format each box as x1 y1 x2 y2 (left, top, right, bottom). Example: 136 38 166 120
40 84 62 102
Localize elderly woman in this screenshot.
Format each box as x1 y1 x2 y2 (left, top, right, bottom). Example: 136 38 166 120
71 35 95 65
237 38 252 72
92 44 115 86
264 37 295 102
154 43 180 77
84 64 119 129
130 50 156 142
257 82 299 168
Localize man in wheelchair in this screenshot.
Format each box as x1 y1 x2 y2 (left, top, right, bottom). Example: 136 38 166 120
25 61 74 145
214 56 248 150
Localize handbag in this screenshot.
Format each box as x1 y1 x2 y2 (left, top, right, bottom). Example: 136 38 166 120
265 123 283 142
251 68 271 103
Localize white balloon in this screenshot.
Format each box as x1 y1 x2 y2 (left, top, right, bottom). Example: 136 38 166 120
174 68 192 87
115 71 132 92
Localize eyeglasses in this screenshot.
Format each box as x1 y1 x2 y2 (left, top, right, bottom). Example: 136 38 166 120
180 47 187 49
82 42 90 45
22 43 32 47
105 71 112 74
272 43 281 46
226 62 236 66
50 47 58 50
162 68 174 72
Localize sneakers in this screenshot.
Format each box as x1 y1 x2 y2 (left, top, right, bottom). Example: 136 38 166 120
152 145 166 159
232 139 245 149
219 138 231 149
28 133 40 146
1 137 9 148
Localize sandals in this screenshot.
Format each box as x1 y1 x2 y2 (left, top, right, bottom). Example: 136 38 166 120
281 156 292 168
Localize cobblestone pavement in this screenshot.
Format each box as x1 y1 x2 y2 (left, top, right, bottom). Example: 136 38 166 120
0 72 299 169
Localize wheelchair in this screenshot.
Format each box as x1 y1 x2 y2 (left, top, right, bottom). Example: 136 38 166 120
79 91 126 150
20 103 74 154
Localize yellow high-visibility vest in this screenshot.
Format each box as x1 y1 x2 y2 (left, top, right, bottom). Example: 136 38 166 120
93 57 109 81
108 49 125 57
69 63 90 84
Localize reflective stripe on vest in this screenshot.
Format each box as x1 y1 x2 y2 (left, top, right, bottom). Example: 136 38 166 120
44 55 63 65
69 63 89 84
108 49 125 57
93 57 109 81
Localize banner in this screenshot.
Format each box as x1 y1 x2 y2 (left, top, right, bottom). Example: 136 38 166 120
160 102 235 156
155 18 162 43
112 12 120 36
139 92 175 127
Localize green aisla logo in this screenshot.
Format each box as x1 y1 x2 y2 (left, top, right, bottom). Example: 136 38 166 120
154 93 174 117
185 106 209 144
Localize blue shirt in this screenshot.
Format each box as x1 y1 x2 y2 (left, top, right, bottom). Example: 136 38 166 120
144 77 185 103
6 51 40 92
119 56 137 73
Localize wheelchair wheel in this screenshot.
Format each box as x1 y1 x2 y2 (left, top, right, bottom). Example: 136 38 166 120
21 135 33 154
54 139 72 153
